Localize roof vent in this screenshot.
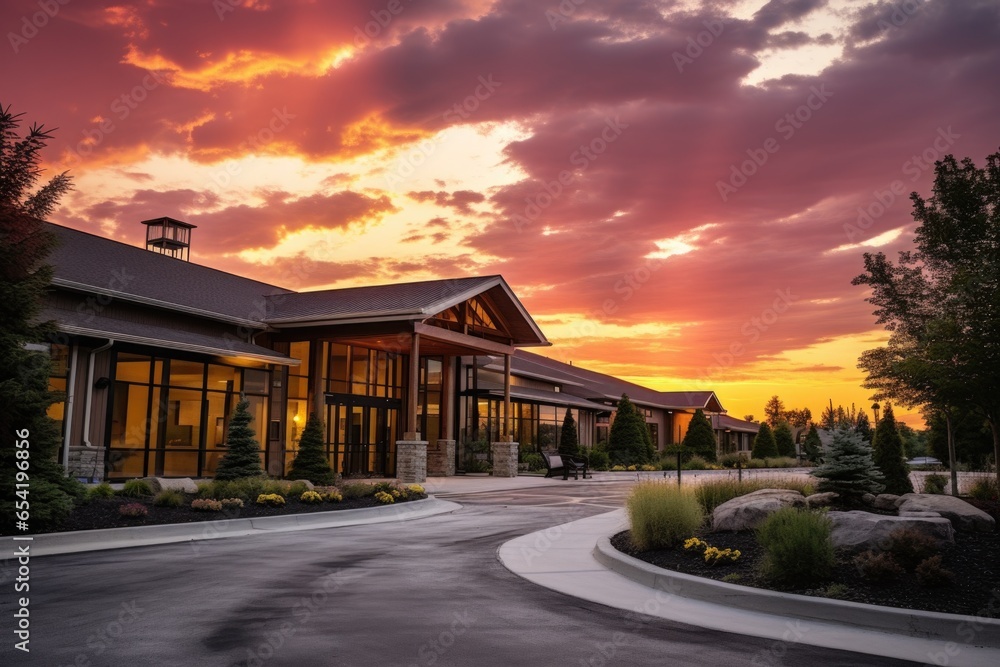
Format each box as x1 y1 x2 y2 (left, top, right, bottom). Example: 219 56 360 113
141 216 196 261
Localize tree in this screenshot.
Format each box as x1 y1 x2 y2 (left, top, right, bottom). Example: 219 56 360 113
287 413 335 485
773 422 795 458
854 149 1000 490
763 395 786 428
742 414 756 423
871 404 913 495
811 428 885 505
1 104 78 533
751 422 778 459
681 409 717 462
558 409 579 458
802 424 823 463
855 410 873 445
215 397 264 480
607 394 652 466
784 408 812 429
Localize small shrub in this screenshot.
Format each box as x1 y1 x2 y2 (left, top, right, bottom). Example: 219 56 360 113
627 464 638 472
118 502 148 518
853 550 903 584
886 527 939 571
300 491 324 504
610 465 626 472
119 479 153 497
86 482 116 501
703 546 741 565
967 477 999 501
923 474 948 494
153 488 186 507
221 497 244 510
196 481 216 498
465 459 492 473
287 481 310 497
341 483 377 499
683 456 710 470
263 479 291 496
522 453 545 471
626 482 705 550
915 555 955 587
588 447 610 470
325 490 344 503
721 573 743 584
821 583 850 599
756 507 834 586
374 490 395 504
718 453 749 469
407 484 426 495
191 498 223 512
639 464 658 472
256 493 285 507
683 537 708 554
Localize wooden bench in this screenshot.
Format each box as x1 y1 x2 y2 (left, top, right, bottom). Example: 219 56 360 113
542 452 590 480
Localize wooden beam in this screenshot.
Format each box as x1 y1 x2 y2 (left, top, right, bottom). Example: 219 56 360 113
406 331 420 439
504 353 511 440
413 322 515 356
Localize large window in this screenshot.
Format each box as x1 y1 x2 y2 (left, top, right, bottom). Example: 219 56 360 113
108 350 270 479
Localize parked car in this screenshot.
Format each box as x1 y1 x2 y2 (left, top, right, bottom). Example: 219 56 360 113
907 456 943 466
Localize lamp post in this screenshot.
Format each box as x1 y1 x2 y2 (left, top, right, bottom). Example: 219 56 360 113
872 402 881 426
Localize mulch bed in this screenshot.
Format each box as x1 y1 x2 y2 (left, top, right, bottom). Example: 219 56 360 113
37 494 425 534
612 499 1000 618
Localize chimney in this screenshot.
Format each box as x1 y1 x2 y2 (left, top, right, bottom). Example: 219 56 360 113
141 216 196 261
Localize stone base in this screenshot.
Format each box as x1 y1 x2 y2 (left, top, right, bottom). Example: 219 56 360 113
428 439 456 477
490 441 519 478
396 440 428 483
67 446 105 482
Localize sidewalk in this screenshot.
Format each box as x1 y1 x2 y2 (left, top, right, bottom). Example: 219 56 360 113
498 510 1000 667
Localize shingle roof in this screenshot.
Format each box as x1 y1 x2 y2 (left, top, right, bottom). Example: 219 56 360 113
46 223 293 327
710 413 761 433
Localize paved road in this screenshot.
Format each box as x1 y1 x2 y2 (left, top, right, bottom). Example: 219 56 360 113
4 487 918 666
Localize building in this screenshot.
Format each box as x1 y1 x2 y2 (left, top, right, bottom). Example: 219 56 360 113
38 218 758 483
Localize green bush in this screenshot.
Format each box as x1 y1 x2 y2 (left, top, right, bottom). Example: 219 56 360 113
682 455 712 470
853 550 903 584
119 479 153 497
626 482 705 550
286 481 310 497
967 477 999 501
341 482 378 499
742 457 800 469
915 555 955 587
86 482 116 501
152 488 187 507
522 453 545 471
756 507 834 586
923 474 947 494
718 452 750 469
588 446 610 471
287 413 336 485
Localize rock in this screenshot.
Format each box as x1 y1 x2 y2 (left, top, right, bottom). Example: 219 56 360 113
899 511 943 519
711 489 806 532
142 477 198 494
828 511 955 552
805 492 838 508
291 479 315 490
862 493 876 506
894 493 995 532
873 494 900 511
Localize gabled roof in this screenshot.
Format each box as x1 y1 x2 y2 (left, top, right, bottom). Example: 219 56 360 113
710 414 761 434
264 275 549 346
46 223 292 327
507 350 726 412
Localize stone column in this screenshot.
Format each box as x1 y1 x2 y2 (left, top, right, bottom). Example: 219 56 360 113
491 441 519 478
396 440 428 483
68 446 106 482
428 439 456 477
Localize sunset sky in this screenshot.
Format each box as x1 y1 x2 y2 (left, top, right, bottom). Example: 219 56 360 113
5 0 999 427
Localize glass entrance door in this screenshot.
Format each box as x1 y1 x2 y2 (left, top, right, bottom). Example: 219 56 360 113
326 394 399 477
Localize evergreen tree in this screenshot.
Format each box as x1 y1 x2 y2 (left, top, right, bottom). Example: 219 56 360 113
751 422 778 459
607 394 651 465
681 409 717 462
1 105 80 533
871 404 913 495
802 424 823 463
763 395 786 427
811 427 885 504
558 409 579 458
215 397 264 480
855 410 873 444
773 421 796 458
288 413 335 485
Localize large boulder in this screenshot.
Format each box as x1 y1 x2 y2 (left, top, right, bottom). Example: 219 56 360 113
711 489 806 532
894 494 995 533
142 477 198 494
873 494 900 511
828 511 955 552
805 492 838 508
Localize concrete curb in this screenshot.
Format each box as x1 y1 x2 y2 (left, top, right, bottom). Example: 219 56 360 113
4 497 461 557
593 535 1000 649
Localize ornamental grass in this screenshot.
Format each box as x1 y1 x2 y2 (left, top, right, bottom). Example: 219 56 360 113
626 481 704 550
